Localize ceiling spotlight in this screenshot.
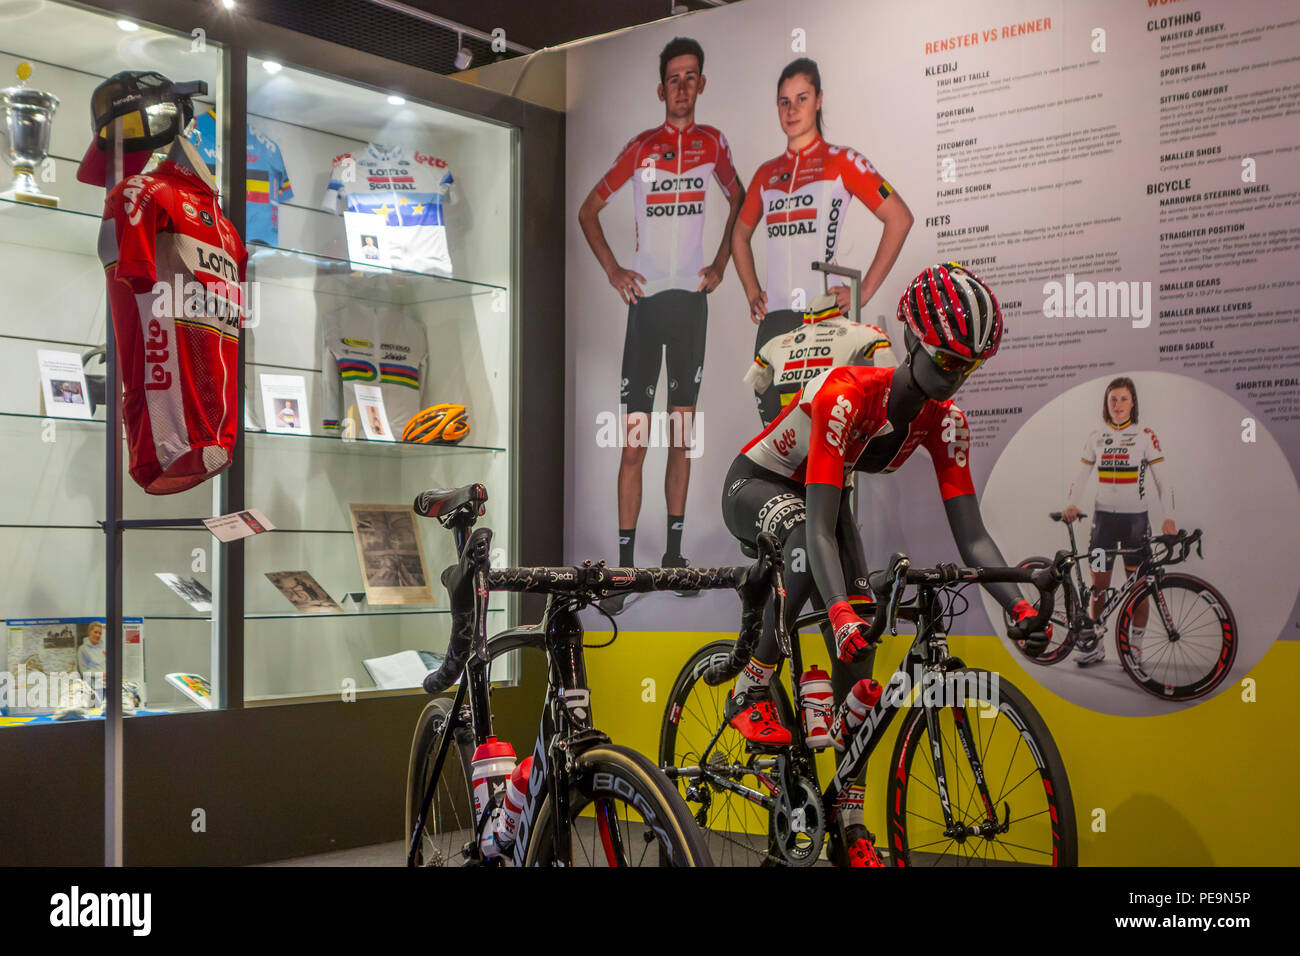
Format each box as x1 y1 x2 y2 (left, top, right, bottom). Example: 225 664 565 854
454 48 473 70
116 19 139 31
387 94 406 106
220 0 236 10
262 60 283 74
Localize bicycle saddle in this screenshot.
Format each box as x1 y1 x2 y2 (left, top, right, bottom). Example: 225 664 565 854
739 540 759 559
1049 511 1087 522
413 483 487 520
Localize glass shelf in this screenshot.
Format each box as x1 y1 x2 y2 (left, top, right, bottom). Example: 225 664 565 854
244 428 505 456
246 243 507 306
147 607 505 622
0 412 503 456
0 195 102 258
0 200 509 305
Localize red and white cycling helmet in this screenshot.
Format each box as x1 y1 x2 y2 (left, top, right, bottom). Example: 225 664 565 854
897 262 1003 366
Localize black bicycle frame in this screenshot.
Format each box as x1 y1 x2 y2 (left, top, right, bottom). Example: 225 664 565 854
1061 520 1162 631
408 592 609 867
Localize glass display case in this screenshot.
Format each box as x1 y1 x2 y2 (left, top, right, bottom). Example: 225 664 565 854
236 55 516 701
0 1 518 721
0 1 225 721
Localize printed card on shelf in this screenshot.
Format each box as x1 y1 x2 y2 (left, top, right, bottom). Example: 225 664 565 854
166 673 215 710
36 349 92 420
203 508 276 543
259 373 310 435
353 384 395 441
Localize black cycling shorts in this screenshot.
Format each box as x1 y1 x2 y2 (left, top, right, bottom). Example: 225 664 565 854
621 288 708 415
1088 509 1150 569
721 455 872 596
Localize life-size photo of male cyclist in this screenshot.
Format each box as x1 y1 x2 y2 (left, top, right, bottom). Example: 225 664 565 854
578 37 746 614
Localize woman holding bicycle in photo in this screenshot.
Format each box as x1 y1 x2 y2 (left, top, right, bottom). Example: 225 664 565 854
732 57 913 416
1062 376 1177 667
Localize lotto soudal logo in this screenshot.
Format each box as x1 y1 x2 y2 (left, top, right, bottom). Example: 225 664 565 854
49 886 151 935
414 151 448 168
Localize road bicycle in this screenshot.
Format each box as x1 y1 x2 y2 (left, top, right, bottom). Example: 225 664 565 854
659 550 1077 867
405 483 787 867
1005 512 1237 702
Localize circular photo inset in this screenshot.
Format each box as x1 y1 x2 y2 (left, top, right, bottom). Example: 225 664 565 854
978 371 1300 716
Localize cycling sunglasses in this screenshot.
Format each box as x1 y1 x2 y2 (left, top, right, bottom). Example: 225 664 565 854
919 341 984 376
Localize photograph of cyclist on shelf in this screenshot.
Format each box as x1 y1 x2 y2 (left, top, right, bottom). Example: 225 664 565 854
719 263 1048 866
1061 376 1176 669
732 57 913 424
577 37 746 615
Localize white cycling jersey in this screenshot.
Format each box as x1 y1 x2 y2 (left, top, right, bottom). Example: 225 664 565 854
596 122 740 296
745 313 896 415
1068 421 1173 516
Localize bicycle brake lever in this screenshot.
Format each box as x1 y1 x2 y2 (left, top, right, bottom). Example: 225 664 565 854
887 562 907 636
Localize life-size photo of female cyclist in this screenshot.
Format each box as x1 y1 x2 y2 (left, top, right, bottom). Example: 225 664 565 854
732 57 914 423
1062 376 1177 667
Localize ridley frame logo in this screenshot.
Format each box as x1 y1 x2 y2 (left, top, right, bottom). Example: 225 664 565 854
511 721 551 866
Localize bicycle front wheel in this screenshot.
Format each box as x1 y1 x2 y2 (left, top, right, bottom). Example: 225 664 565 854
405 696 477 867
525 743 713 866
1116 573 1237 701
885 669 1077 867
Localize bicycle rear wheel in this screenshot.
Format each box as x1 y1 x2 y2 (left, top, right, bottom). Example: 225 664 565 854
1004 557 1076 665
405 696 477 867
658 640 796 867
525 744 713 866
1115 573 1237 701
886 669 1076 866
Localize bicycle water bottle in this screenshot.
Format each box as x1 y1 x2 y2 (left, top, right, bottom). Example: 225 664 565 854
471 737 516 858
831 678 884 751
799 666 835 750
494 755 533 850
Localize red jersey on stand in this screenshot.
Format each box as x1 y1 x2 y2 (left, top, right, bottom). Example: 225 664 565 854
99 159 248 494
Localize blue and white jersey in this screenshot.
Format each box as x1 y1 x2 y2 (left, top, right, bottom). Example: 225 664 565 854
188 110 294 246
322 142 456 275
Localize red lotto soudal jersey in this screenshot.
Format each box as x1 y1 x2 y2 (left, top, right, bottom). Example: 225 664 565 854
596 122 740 295
739 137 894 311
100 160 248 494
741 365 975 500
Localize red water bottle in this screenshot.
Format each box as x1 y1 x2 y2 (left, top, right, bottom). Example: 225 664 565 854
470 737 516 858
832 678 883 751
799 665 835 749
495 756 533 849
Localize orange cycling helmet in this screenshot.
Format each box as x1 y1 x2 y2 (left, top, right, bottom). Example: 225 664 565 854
402 404 470 444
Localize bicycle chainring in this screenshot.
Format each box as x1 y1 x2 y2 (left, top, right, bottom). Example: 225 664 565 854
769 777 825 867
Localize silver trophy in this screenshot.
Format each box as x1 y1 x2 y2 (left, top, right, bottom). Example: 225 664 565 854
1 63 60 208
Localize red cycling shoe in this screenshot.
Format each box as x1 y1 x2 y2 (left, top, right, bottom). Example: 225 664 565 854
843 824 886 867
724 686 792 746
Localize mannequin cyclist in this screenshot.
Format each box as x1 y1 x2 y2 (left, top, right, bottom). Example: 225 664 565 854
718 262 1049 865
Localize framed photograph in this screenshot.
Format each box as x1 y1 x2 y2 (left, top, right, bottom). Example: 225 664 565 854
348 504 434 605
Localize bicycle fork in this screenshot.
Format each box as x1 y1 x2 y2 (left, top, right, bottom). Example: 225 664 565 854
926 700 1009 844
